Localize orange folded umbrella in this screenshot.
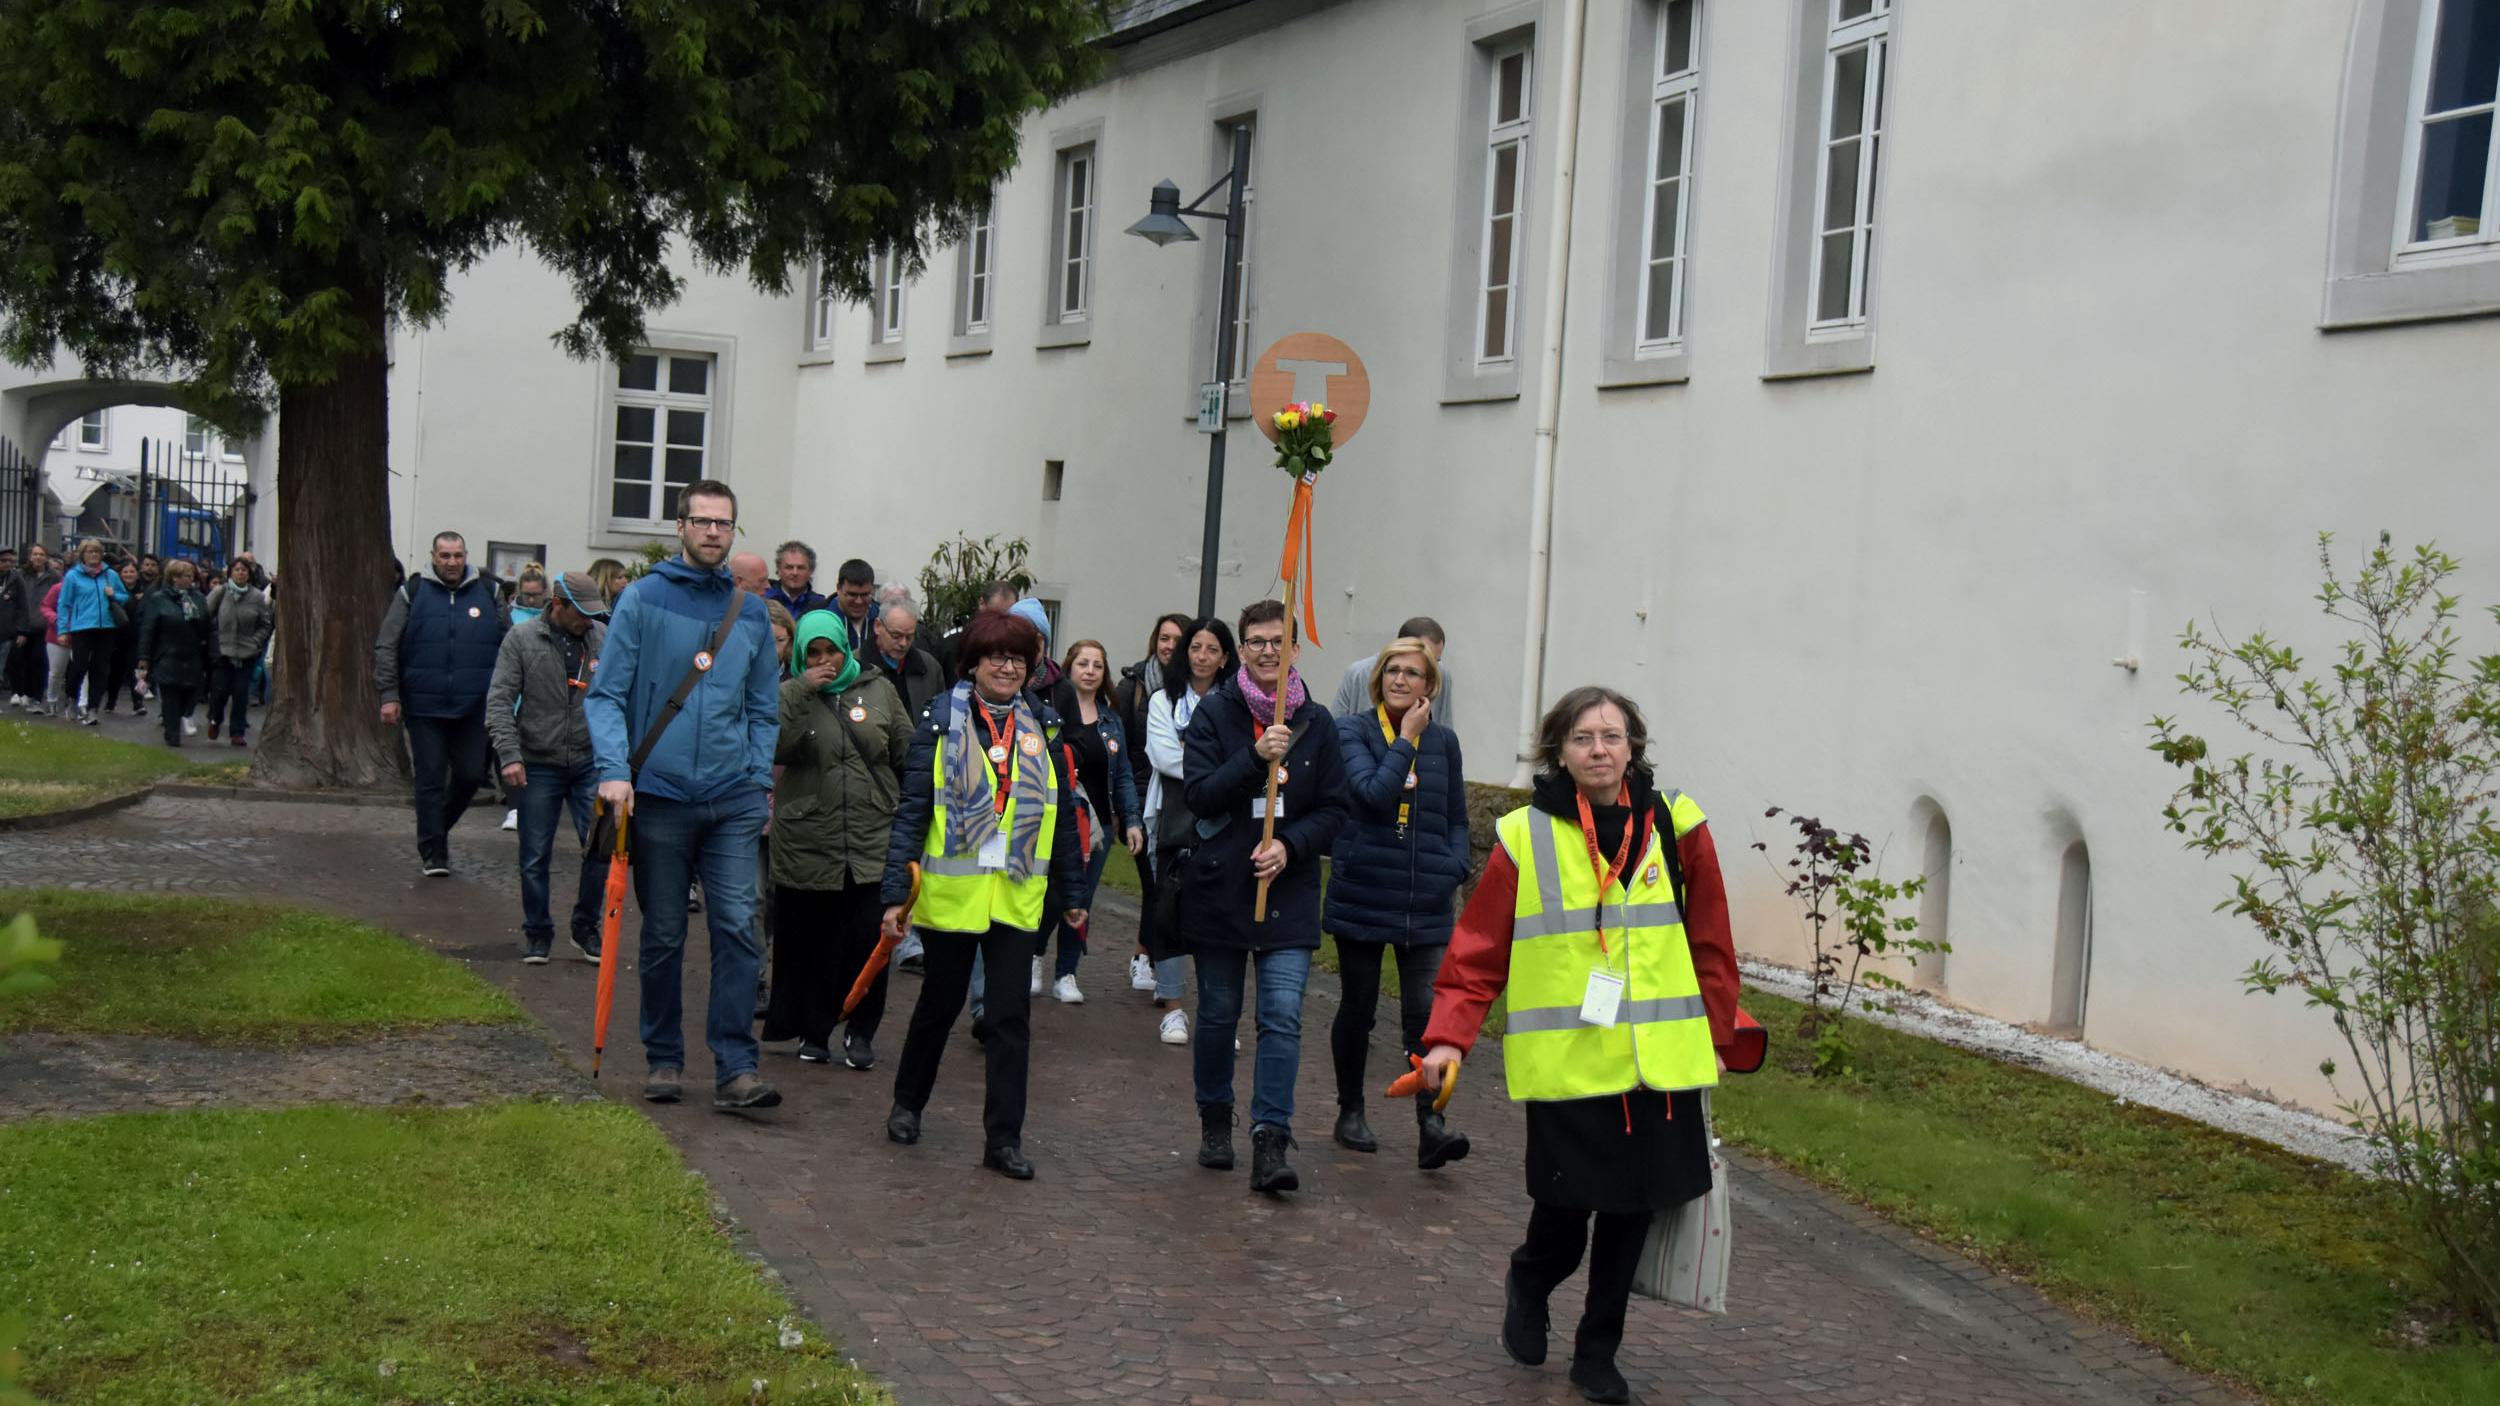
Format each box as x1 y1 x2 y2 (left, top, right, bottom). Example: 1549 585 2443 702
591 804 632 1079
1385 1052 1458 1111
841 862 919 1021
1726 1005 1768 1074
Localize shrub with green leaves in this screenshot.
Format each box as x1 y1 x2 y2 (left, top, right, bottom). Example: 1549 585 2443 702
2151 533 2500 1341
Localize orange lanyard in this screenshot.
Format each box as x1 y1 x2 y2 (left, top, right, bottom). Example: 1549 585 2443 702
1376 706 1417 835
975 705 1016 817
1573 787 1637 959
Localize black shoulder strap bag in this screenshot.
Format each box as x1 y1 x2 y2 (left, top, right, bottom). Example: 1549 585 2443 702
585 586 747 859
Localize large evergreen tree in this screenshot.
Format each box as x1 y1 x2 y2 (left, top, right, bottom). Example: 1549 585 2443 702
0 0 1106 785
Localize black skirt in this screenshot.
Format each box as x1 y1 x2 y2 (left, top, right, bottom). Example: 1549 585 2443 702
1523 1088 1712 1215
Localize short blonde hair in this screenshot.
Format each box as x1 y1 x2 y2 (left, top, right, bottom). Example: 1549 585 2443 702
75 537 103 561
1367 637 1443 710
165 558 197 584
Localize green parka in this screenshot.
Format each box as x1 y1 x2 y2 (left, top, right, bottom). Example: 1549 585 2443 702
771 669 914 890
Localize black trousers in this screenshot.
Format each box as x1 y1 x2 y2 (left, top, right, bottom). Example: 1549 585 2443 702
1510 1201 1655 1368
156 683 197 745
207 658 253 738
1329 938 1445 1109
763 881 888 1047
62 630 110 713
7 632 45 702
891 923 1033 1152
405 711 488 866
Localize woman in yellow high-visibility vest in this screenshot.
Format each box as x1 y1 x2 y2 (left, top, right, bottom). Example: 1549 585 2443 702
1419 685 1742 1405
877 608 1090 1181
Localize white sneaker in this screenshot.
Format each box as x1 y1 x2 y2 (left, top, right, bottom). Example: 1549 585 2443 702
1159 1009 1190 1045
1029 956 1044 996
501 808 519 832
1053 974 1084 1005
181 717 197 737
1129 954 1155 991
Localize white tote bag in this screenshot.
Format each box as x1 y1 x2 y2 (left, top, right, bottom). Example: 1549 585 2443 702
1630 1092 1730 1313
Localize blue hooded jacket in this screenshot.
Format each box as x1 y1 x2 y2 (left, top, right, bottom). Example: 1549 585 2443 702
585 555 779 803
53 563 128 635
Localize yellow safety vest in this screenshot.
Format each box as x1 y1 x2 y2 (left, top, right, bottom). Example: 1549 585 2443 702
915 725 1060 934
1496 792 1719 1101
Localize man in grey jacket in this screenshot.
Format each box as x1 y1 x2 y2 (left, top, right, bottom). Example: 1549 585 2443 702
1331 615 1457 731
487 571 611 963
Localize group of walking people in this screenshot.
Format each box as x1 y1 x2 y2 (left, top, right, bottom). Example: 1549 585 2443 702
3 540 273 746
385 481 1747 1404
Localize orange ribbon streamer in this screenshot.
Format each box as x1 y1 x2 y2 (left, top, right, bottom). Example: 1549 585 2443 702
1276 473 1321 647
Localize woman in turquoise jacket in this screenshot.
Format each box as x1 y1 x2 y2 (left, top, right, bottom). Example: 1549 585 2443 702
53 538 128 726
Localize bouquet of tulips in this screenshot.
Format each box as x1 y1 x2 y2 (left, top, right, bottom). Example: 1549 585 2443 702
1270 400 1337 477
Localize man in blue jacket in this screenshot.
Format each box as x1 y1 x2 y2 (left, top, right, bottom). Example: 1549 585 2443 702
589 480 783 1113
374 531 506 876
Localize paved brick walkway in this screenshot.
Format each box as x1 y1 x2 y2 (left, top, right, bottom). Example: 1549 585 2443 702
0 795 2242 1405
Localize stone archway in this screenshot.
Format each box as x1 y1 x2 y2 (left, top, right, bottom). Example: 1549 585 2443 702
0 360 278 562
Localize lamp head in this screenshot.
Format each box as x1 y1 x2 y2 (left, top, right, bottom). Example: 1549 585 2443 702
1125 179 1199 246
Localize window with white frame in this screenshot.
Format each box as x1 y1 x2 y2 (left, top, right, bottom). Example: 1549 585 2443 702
1638 1 1701 351
77 411 106 451
957 195 996 336
184 415 211 458
1478 44 1534 366
1054 146 1096 324
1212 121 1256 381
219 430 243 463
870 247 905 345
608 350 715 527
1811 0 1889 330
2398 0 2500 256
808 260 838 352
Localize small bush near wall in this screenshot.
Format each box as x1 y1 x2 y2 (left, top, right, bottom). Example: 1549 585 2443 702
2152 532 2500 1343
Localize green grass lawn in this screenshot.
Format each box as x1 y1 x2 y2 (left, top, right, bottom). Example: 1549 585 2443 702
1715 988 2498 1406
0 1100 883 1405
0 719 235 819
0 891 521 1043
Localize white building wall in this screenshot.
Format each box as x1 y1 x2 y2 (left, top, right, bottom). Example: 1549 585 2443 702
379 0 2498 1114
387 247 802 578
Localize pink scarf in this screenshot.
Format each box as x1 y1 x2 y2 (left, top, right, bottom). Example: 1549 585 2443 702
1235 665 1307 729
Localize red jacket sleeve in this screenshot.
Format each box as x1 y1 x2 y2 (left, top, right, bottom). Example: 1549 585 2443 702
1422 847 1518 1057
1678 820 1741 1053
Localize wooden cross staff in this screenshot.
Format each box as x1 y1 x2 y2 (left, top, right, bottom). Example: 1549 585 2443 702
1245 332 1369 923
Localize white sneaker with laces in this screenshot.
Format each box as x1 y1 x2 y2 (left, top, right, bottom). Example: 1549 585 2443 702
1029 956 1043 996
1159 1009 1190 1045
1129 954 1155 991
501 808 519 832
181 717 197 736
1052 974 1083 1005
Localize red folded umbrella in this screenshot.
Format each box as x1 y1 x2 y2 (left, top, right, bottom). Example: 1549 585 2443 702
591 805 632 1079
1385 1052 1458 1111
1727 1006 1769 1074
841 862 919 1021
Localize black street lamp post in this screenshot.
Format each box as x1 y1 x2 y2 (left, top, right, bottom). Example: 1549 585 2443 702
1126 123 1251 623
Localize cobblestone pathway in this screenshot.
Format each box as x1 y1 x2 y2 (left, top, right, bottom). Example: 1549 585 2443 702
0 796 2241 1406
0 1024 590 1123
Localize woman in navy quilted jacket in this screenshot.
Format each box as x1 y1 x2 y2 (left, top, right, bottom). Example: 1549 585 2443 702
1324 636 1471 1170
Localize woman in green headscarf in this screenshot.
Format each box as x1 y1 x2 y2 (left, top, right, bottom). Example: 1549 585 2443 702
765 609 916 1068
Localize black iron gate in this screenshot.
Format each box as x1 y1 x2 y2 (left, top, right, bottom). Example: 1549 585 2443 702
0 438 37 552
133 436 254 565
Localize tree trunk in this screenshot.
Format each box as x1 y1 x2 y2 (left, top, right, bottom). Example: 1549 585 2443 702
250 277 407 789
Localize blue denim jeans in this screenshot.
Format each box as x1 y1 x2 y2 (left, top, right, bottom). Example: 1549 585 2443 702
629 788 767 1084
516 759 605 944
1192 945 1313 1134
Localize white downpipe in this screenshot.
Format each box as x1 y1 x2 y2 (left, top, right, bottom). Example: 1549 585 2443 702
1509 0 1590 787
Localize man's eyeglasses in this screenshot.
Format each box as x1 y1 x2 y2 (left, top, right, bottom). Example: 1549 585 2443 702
682 516 736 534
1241 637 1287 655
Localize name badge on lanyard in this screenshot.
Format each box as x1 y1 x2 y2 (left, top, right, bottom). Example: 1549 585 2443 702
1581 969 1626 1027
977 832 1009 871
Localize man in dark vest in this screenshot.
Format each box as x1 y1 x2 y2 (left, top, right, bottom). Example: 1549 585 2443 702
374 530 508 876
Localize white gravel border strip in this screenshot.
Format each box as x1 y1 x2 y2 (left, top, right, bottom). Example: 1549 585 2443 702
1739 958 2373 1174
